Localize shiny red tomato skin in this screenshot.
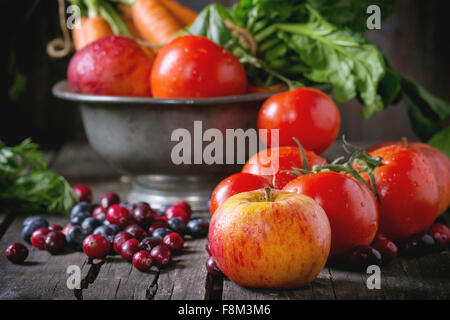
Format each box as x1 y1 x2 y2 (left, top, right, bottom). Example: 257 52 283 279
367 145 440 241
257 88 341 154
242 146 327 189
210 173 272 216
283 171 379 256
151 35 247 98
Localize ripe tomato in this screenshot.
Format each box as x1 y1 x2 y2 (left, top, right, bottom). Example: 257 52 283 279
257 87 341 154
210 173 272 216
365 145 440 240
242 146 327 189
367 141 450 216
151 35 247 98
283 171 379 256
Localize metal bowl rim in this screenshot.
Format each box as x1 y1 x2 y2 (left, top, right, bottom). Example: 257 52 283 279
52 80 282 105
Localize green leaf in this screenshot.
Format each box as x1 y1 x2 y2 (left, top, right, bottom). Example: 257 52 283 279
428 127 450 158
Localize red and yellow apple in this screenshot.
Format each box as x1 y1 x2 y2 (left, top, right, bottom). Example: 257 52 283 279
209 188 331 289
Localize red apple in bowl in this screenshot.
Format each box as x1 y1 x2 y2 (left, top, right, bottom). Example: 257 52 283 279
209 188 331 289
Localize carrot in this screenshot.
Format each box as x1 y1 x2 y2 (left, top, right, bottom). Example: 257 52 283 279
161 0 197 26
131 0 183 45
72 16 114 50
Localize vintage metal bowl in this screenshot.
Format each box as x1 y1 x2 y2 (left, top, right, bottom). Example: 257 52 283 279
53 80 277 210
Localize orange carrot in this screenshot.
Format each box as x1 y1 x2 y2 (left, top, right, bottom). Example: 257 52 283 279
72 16 114 50
131 0 183 45
161 0 197 26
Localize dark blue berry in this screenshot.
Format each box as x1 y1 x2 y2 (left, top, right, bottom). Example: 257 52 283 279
187 219 209 238
157 204 171 217
70 211 91 226
70 201 95 217
167 217 187 236
23 216 49 229
66 226 86 251
152 228 173 240
93 225 117 238
21 217 49 242
81 217 103 235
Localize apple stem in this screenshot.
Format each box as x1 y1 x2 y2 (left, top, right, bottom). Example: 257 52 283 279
264 187 272 202
401 137 408 147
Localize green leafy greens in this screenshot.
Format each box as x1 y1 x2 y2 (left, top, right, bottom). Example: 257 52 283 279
186 0 449 150
0 139 76 215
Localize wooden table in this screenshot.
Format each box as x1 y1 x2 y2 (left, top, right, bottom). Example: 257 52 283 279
0 143 449 300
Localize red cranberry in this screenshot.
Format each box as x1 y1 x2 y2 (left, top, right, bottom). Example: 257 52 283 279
120 238 140 261
163 232 184 252
107 205 132 228
427 224 450 247
139 237 162 251
92 206 107 220
5 243 28 264
150 244 172 268
31 227 50 250
132 250 153 271
347 246 382 270
372 238 398 264
48 224 63 232
113 232 134 254
83 234 110 258
205 243 211 256
61 225 73 236
175 201 191 216
132 205 156 227
73 184 92 203
165 205 189 224
403 233 436 256
148 220 167 235
44 231 67 253
99 192 120 209
206 256 222 276
124 224 148 241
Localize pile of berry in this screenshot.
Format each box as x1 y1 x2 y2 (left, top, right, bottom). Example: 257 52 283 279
6 184 209 273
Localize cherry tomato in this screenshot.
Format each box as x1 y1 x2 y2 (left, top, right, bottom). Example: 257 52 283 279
367 141 450 216
242 146 327 189
151 35 247 98
257 87 341 154
283 171 379 256
365 145 440 240
210 173 272 215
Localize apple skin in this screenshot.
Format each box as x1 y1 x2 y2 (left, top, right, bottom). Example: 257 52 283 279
209 189 331 289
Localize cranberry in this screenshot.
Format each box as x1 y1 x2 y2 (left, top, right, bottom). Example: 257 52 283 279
150 244 172 268
113 232 134 254
175 201 191 216
403 233 436 256
206 256 222 276
132 205 156 228
427 224 450 247
30 227 50 250
48 224 63 232
92 206 107 220
99 192 120 209
165 205 189 224
83 234 110 258
347 246 382 270
163 232 184 252
148 220 168 235
205 243 211 256
139 237 162 251
120 238 140 261
371 238 398 264
44 231 67 253
107 205 132 228
5 243 28 264
132 250 153 271
73 184 92 203
124 224 148 241
61 225 73 236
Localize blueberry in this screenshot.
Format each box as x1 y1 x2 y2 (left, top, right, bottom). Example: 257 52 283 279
70 201 95 217
66 226 86 251
152 228 173 240
167 217 187 236
21 217 49 242
107 224 121 234
81 217 103 235
93 225 116 238
70 211 91 226
187 219 209 238
157 204 171 217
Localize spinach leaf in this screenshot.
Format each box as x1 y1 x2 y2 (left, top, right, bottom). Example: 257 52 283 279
428 127 450 158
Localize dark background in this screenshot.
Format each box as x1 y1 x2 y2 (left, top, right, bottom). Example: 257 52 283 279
2 0 449 149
